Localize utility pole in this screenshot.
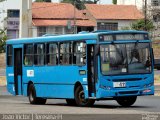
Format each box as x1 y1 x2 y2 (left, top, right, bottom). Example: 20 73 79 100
73 1 76 34
144 0 147 31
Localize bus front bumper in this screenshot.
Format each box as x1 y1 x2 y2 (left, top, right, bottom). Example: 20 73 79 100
96 85 154 99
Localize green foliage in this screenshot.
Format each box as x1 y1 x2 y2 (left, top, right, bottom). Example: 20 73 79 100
0 0 6 2
61 0 99 10
112 0 117 4
0 29 7 53
35 0 51 2
131 19 154 31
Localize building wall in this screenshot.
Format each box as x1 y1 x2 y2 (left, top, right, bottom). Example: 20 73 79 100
117 0 151 10
33 26 75 37
95 20 134 31
0 0 20 28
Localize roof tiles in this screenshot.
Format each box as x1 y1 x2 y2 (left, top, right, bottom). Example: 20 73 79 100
85 4 144 20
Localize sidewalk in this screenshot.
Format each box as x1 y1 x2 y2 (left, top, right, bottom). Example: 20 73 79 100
0 76 6 86
154 75 160 86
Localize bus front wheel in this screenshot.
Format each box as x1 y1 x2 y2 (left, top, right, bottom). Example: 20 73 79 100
74 86 95 107
116 96 137 107
28 84 47 105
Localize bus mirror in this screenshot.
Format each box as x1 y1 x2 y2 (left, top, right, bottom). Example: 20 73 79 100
95 45 100 55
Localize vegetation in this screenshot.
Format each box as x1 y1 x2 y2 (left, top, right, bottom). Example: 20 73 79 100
112 0 117 4
34 0 51 2
61 0 99 10
131 19 154 32
0 29 7 53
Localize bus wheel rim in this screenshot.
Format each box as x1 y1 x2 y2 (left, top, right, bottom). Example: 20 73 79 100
78 91 87 103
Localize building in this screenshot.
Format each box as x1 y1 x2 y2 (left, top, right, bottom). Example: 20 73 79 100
117 0 160 39
85 4 143 31
0 0 20 39
32 2 96 37
0 1 144 39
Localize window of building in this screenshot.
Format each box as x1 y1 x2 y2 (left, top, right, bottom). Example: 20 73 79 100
153 14 160 22
24 44 34 66
73 42 86 65
55 27 63 34
60 42 72 65
34 44 45 65
152 0 159 6
46 43 58 65
7 10 20 18
97 23 118 31
38 27 47 36
65 27 74 34
7 45 13 66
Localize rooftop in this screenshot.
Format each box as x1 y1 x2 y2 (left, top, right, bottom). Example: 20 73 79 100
85 4 144 20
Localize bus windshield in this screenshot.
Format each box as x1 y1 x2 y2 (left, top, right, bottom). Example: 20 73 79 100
100 43 152 75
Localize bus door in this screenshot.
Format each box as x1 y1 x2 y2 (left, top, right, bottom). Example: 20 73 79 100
14 48 22 95
87 45 96 97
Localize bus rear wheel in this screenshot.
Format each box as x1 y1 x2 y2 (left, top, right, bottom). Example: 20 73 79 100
66 99 76 106
74 86 95 107
28 84 47 105
116 96 137 107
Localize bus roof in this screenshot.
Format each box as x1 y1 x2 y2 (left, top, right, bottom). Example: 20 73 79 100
6 30 148 45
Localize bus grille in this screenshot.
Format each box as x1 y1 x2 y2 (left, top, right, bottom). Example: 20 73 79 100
112 78 142 82
118 91 138 95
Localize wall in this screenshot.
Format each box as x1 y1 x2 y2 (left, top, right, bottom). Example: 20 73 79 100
117 0 148 10
95 20 134 31
0 0 20 29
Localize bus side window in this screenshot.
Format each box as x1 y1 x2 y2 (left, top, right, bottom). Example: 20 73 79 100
7 45 13 66
73 42 86 65
24 44 34 66
34 44 45 66
46 43 58 65
60 42 72 65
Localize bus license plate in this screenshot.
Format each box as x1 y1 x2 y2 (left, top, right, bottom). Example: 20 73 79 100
113 82 126 88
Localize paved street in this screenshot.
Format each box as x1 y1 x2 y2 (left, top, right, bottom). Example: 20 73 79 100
0 87 160 114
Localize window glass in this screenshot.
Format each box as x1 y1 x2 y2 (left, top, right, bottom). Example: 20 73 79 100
34 44 45 65
38 27 47 36
24 44 34 66
7 45 13 66
60 42 72 65
46 43 58 65
73 42 86 65
100 43 151 75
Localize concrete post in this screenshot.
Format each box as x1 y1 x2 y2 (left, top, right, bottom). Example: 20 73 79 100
19 0 32 38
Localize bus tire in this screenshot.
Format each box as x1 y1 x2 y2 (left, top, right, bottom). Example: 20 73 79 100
116 96 137 107
28 84 46 105
74 86 95 107
66 99 76 106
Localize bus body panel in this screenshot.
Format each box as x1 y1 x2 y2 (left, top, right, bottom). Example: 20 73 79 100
6 30 154 102
96 73 154 98
22 65 88 98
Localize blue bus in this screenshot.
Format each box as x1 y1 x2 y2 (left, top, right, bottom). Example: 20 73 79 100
6 30 154 107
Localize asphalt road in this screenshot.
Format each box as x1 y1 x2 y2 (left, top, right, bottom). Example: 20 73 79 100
0 87 160 120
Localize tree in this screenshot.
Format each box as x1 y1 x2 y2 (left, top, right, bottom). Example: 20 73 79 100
0 29 7 53
112 0 117 4
131 19 154 32
35 0 51 2
61 0 99 10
